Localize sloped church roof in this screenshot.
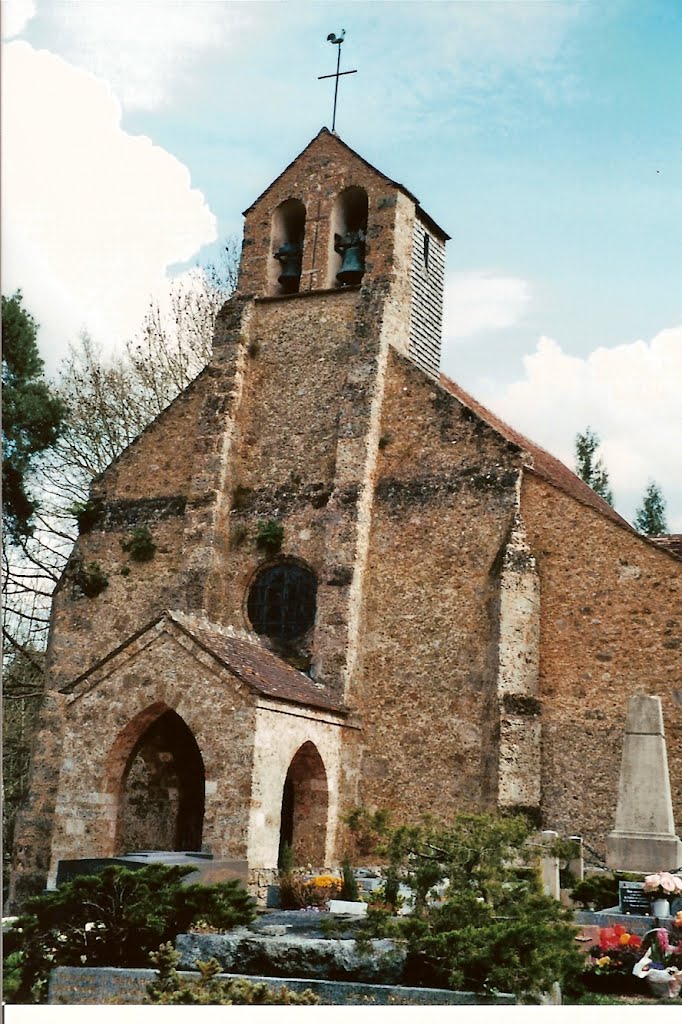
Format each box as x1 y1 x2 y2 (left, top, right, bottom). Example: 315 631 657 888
61 611 349 716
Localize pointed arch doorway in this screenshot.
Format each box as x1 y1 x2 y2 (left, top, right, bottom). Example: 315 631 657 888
112 706 205 854
277 741 328 867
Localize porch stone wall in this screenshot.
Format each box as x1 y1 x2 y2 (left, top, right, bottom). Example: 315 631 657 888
48 624 257 886
247 701 348 870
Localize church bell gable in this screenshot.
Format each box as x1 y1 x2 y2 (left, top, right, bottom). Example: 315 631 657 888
236 129 448 378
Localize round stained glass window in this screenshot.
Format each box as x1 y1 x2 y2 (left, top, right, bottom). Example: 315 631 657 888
247 563 317 641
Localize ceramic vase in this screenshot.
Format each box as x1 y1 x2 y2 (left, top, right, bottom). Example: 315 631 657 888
652 897 671 918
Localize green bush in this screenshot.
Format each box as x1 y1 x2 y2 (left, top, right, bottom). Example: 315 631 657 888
72 559 108 597
340 854 359 902
255 519 284 555
2 864 255 1003
349 810 584 1002
120 525 156 562
570 872 640 910
69 498 103 534
146 943 319 1004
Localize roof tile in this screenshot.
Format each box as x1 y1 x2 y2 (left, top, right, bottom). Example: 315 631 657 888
172 615 349 715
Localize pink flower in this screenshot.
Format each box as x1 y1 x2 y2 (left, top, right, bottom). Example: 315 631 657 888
655 928 671 953
643 874 662 893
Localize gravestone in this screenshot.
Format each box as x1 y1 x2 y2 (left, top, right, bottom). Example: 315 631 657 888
607 693 682 873
618 881 650 916
55 851 249 888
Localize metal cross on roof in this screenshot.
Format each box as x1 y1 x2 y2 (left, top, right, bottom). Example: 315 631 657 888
318 30 357 134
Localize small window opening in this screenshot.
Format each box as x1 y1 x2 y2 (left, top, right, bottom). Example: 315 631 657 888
247 562 317 642
423 233 430 269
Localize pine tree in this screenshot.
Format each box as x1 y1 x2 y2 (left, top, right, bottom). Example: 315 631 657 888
574 427 613 505
634 481 668 536
2 292 65 540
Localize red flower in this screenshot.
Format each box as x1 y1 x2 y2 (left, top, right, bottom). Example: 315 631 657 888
628 934 642 948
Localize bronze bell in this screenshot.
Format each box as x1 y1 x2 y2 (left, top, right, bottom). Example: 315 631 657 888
335 230 366 286
273 239 303 293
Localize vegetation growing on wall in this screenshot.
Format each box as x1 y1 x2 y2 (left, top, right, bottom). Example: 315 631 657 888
256 519 284 555
120 525 157 562
71 559 109 598
70 498 104 534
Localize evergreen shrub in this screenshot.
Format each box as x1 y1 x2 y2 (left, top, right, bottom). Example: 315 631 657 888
348 809 584 1002
146 943 318 1004
2 864 254 1003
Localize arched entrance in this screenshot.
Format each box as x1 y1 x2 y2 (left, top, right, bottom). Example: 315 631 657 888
278 741 328 867
112 706 205 853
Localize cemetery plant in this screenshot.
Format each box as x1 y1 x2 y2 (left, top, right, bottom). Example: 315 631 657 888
2 864 255 1004
583 924 644 995
340 853 360 902
347 809 584 1001
146 942 319 1005
570 871 641 911
584 919 682 998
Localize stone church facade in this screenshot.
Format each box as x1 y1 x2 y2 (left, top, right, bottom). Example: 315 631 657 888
12 129 682 903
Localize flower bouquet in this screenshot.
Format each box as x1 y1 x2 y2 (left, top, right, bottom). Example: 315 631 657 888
643 873 682 899
584 926 643 994
643 873 682 918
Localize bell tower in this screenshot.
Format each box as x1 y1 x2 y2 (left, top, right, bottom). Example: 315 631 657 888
181 128 449 701
236 128 448 375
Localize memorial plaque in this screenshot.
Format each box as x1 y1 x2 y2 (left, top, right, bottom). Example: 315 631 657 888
618 880 650 915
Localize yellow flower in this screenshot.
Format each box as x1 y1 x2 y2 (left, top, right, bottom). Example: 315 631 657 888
596 956 611 967
312 874 342 889
619 933 631 945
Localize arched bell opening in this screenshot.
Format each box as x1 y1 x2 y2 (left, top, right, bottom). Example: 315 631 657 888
328 186 368 288
109 705 205 855
277 741 328 868
269 198 306 296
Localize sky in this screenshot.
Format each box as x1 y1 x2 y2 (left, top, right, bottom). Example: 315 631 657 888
2 0 681 531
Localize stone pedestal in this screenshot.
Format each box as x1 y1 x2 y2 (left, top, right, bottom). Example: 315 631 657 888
607 694 682 873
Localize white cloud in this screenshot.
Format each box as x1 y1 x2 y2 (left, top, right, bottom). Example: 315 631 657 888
1 0 35 39
40 0 247 110
1 41 217 372
443 271 531 343
477 328 682 531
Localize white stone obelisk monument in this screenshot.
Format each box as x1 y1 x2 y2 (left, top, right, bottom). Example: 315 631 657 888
607 693 682 873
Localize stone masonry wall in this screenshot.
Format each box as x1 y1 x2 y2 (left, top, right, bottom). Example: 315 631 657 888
12 132 426 902
345 350 524 824
520 471 682 853
204 286 385 696
247 701 349 870
46 374 215 688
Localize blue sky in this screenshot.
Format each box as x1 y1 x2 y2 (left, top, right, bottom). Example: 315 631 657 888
2 0 681 529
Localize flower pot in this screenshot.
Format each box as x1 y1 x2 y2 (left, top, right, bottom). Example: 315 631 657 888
652 898 671 918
